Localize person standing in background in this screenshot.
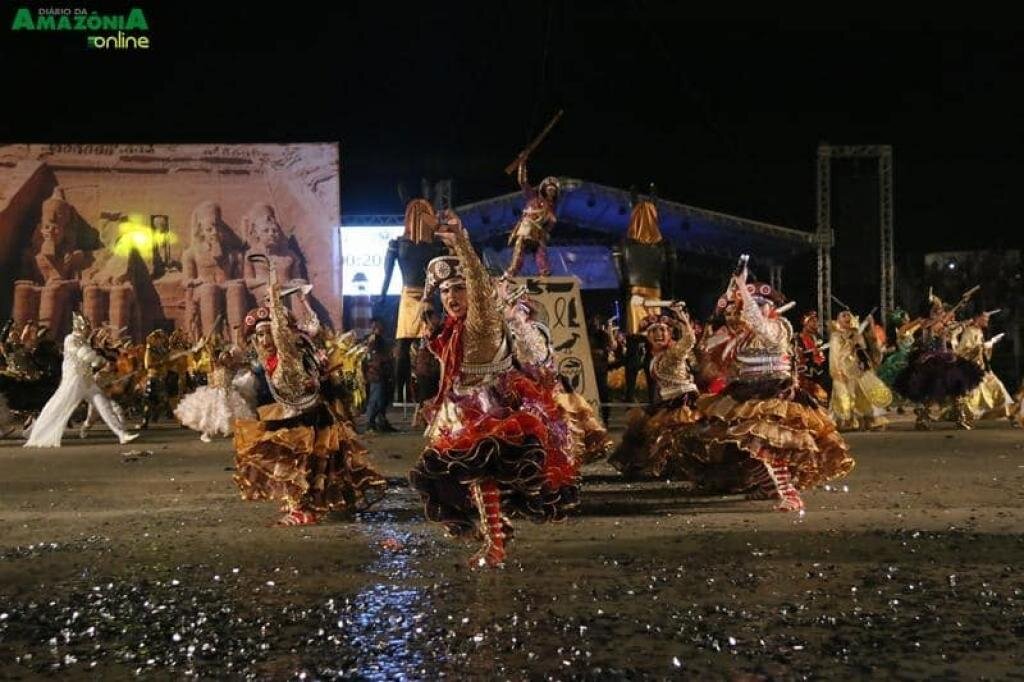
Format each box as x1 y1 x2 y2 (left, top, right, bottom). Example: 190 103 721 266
588 313 622 424
363 318 396 432
412 308 443 428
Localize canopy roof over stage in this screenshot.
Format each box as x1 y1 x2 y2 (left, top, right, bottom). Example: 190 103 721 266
342 178 821 290
344 178 817 263
453 178 819 264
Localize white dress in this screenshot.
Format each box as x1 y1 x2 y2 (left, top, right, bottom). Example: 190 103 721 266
24 332 131 447
174 366 255 437
231 368 259 411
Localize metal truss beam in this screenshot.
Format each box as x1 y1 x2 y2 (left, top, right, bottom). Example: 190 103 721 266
816 144 895 324
816 147 833 323
340 214 404 226
878 148 895 324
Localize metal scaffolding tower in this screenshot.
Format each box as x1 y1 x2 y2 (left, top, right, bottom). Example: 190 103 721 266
878 149 895 321
816 148 833 323
816 144 895 324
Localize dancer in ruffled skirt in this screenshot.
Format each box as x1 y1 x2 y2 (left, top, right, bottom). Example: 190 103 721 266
409 212 593 567
232 260 386 526
609 305 701 479
894 290 983 430
689 260 854 511
175 348 254 442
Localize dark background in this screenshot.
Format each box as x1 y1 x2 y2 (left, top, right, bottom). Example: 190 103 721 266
2 4 1022 299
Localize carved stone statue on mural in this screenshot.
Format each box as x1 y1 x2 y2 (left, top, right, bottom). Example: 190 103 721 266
13 187 100 338
34 189 92 283
181 201 248 337
241 203 308 316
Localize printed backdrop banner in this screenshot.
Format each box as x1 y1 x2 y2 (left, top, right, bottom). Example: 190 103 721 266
0 143 341 341
509 276 599 416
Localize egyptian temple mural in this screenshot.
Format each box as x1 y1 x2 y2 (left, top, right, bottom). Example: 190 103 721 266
0 144 341 341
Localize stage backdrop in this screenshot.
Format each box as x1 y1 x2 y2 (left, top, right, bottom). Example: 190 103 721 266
0 143 341 341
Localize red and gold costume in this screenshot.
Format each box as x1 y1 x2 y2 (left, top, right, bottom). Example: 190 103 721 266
794 311 829 402
232 268 385 525
696 300 747 396
689 266 854 511
410 216 600 567
505 288 612 467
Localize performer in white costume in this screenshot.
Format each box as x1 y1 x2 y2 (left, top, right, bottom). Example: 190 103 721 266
24 313 139 448
174 348 255 442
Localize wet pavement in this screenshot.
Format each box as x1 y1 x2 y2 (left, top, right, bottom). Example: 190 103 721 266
1 416 1023 679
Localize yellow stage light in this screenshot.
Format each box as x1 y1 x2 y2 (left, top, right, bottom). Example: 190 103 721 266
112 215 178 259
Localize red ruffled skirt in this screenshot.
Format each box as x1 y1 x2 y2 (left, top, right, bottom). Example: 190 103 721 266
409 371 580 538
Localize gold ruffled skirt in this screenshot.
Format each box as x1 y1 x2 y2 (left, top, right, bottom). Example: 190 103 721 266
554 390 613 465
233 413 386 513
695 382 854 491
608 396 701 478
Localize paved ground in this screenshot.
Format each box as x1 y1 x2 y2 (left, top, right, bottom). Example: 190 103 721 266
1 411 1023 680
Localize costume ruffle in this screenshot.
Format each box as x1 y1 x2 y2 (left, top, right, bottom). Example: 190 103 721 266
877 345 912 388
410 370 581 537
553 389 613 465
798 376 829 405
174 386 254 436
691 377 854 492
829 370 892 425
233 407 386 513
894 349 984 403
608 394 701 478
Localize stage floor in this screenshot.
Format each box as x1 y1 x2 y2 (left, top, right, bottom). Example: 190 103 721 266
2 413 1023 678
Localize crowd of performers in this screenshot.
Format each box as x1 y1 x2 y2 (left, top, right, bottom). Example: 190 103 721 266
0 314 257 446
2 186 1022 568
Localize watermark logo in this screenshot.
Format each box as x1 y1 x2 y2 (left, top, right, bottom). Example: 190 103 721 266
10 7 151 50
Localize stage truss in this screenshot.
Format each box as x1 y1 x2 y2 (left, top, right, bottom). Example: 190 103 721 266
816 144 895 324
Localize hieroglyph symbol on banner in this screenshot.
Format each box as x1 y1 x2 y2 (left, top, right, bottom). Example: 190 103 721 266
558 356 585 392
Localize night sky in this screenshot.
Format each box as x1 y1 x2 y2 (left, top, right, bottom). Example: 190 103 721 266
2 4 1021 252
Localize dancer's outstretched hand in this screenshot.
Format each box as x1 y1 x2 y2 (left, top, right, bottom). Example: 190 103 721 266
435 210 465 248
733 265 749 289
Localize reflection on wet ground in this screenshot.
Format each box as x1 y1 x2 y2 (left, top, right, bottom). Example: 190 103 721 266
2 423 1024 677
344 503 429 680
